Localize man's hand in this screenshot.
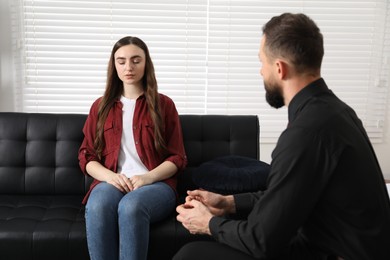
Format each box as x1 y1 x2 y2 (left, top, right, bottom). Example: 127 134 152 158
176 199 213 235
176 189 236 235
186 189 236 216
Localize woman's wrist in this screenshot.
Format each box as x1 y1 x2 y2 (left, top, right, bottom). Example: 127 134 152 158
86 161 116 182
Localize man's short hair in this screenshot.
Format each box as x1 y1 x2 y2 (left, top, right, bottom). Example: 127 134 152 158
262 13 324 75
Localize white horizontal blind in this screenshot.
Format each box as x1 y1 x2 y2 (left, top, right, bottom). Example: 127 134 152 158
20 0 209 113
15 0 390 143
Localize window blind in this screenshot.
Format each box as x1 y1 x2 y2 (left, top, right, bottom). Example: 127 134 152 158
13 0 390 143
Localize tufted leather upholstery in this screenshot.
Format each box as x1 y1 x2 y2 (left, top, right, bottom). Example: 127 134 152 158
0 113 91 260
0 112 259 260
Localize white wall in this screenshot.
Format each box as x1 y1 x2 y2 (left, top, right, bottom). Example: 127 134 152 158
0 0 15 112
1 0 389 179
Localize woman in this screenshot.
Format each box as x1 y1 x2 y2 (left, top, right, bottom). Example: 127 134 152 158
78 36 187 260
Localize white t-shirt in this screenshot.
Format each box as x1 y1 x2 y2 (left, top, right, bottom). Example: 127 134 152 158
117 96 148 178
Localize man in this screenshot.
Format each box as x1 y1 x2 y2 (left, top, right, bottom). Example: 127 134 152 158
174 13 390 260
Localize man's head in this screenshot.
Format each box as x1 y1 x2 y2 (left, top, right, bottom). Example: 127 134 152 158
262 13 324 75
259 13 324 108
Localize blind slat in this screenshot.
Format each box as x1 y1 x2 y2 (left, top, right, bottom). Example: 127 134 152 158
12 0 390 143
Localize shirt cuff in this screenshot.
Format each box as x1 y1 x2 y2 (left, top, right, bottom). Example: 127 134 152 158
209 216 226 239
234 193 254 213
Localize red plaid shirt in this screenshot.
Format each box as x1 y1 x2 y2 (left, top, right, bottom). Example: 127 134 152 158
78 93 187 204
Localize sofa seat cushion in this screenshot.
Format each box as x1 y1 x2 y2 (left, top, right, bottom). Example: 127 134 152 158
0 195 89 260
192 155 270 195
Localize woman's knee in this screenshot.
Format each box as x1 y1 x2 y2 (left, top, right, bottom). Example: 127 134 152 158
87 183 122 214
118 194 148 219
118 183 176 222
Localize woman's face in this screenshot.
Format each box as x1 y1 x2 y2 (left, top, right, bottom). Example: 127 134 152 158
114 44 146 87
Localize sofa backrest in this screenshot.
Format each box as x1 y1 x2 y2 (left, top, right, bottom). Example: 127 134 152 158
0 112 90 195
177 114 259 195
0 113 259 196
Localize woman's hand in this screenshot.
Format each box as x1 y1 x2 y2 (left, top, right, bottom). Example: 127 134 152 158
108 173 153 192
127 161 178 190
86 161 134 193
129 174 153 190
107 173 133 193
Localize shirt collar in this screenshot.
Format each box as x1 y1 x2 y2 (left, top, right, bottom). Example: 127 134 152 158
288 78 329 123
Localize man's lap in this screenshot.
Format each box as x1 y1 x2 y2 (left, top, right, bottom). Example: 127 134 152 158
173 241 258 260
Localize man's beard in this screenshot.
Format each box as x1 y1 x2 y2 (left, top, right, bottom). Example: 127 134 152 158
264 80 284 109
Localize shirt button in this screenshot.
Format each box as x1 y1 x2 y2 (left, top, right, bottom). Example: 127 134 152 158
135 141 139 145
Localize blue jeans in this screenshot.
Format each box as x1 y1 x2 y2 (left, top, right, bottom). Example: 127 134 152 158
85 181 176 260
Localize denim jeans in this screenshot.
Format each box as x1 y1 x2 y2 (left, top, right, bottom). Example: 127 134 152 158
85 181 176 260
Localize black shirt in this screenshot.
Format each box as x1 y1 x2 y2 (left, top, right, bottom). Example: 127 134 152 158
210 78 390 259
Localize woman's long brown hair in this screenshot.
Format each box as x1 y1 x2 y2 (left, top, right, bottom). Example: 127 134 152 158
94 36 166 160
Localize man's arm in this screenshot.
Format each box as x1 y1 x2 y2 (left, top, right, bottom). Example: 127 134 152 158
207 130 336 259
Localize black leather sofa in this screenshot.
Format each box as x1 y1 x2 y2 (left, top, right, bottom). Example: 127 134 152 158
0 112 259 260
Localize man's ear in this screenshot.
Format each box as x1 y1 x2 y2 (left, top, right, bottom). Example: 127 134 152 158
275 60 289 80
